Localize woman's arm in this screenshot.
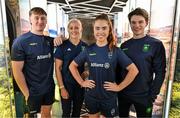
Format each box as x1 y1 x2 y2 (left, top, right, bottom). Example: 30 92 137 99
117 63 138 91
104 63 138 92
69 61 95 88
55 59 69 99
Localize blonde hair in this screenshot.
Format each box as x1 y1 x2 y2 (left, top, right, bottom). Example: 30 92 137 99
67 18 83 39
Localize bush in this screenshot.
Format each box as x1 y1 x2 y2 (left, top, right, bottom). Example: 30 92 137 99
0 68 15 118
169 82 180 117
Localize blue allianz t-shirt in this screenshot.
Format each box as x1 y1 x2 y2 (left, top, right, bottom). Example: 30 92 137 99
74 44 132 100
11 31 55 95
54 40 87 85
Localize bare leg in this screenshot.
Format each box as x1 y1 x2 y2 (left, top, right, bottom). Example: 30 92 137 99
89 112 100 118
41 105 52 118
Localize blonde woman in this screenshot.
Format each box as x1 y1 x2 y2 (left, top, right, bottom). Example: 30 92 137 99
54 19 87 117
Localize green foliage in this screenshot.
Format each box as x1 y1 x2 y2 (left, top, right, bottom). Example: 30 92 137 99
0 67 15 118
174 60 180 82
171 83 180 92
169 82 180 118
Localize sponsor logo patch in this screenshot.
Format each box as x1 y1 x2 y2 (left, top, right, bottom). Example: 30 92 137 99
67 48 71 51
90 62 110 69
37 53 51 60
81 46 85 51
143 44 150 52
89 52 96 56
29 43 38 46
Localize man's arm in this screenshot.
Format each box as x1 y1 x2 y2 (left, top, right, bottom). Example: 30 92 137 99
11 61 29 101
53 34 67 46
151 42 166 101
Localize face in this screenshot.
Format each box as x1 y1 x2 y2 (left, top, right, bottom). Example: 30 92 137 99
130 15 148 37
94 19 110 43
68 21 82 40
29 13 47 32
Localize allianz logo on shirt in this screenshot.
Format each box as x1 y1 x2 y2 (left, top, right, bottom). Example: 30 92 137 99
90 62 110 69
37 53 51 60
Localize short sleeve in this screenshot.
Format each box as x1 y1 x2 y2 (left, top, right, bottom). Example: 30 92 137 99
74 49 88 66
116 48 132 69
11 39 25 61
54 46 64 60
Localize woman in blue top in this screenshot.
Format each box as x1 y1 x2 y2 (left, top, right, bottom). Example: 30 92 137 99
54 19 87 117
69 14 139 118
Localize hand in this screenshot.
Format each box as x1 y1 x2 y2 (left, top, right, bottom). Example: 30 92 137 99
81 80 95 89
104 81 120 92
81 71 89 80
54 35 64 46
25 93 29 101
60 88 69 99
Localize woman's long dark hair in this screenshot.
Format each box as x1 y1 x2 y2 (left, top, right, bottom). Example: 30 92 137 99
94 14 116 51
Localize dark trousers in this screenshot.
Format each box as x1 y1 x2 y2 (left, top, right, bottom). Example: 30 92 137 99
118 95 153 118
61 83 84 117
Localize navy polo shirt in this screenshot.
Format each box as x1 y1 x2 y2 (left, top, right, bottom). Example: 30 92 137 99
11 31 55 95
74 44 132 100
54 40 87 85
119 35 166 103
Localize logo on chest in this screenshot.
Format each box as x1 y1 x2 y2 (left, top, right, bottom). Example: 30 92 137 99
67 48 71 51
90 62 110 69
29 43 38 46
89 52 96 56
81 46 85 51
37 53 51 60
142 44 151 52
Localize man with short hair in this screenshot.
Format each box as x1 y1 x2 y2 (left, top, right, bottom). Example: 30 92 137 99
11 7 55 118
117 8 166 117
